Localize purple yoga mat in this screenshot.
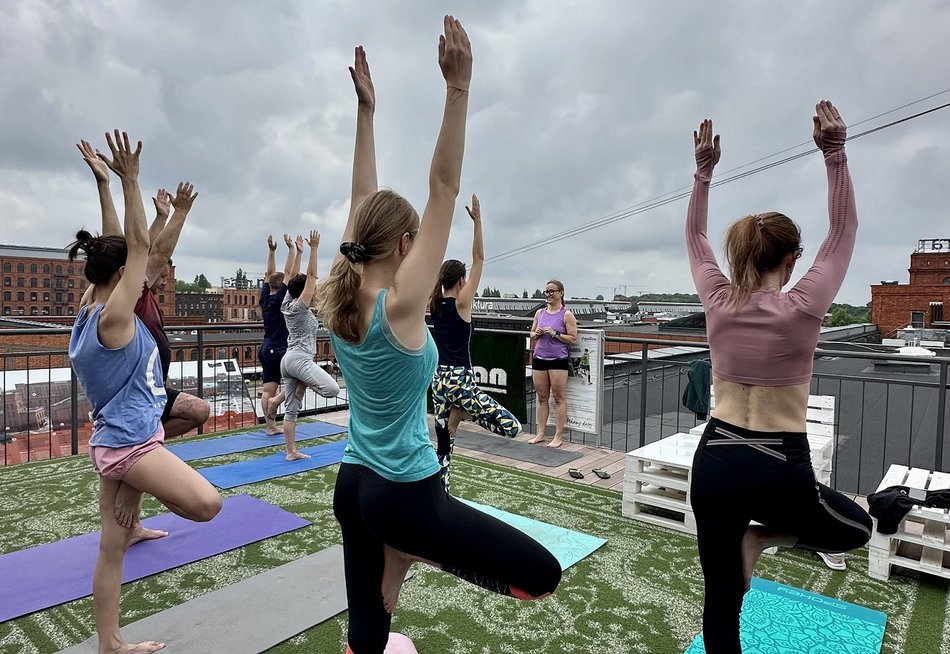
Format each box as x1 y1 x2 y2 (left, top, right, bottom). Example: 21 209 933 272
0 494 310 623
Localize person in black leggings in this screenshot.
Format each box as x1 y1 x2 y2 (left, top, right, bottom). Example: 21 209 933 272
686 104 872 653
319 25 560 654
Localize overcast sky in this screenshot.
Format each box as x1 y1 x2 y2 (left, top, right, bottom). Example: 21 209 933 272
2 0 949 305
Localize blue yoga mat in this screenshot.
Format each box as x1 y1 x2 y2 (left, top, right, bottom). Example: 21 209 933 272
460 498 607 570
685 577 887 653
165 420 346 462
0 494 310 623
198 438 348 489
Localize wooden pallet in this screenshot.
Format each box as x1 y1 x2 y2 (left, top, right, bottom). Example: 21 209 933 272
868 464 950 581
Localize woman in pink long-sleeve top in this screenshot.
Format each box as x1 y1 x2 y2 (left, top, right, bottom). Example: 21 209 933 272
686 102 872 654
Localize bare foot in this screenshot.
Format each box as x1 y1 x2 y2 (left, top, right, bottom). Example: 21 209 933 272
546 437 563 448
447 407 471 436
286 451 311 461
110 641 166 653
129 526 169 546
527 434 546 444
114 482 142 530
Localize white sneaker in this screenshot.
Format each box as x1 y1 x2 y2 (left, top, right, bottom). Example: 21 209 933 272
817 551 847 571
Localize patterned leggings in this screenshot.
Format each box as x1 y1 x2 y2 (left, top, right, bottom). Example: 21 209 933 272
432 365 522 492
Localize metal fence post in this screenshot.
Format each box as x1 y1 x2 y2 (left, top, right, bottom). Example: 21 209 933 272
196 329 205 435
937 361 948 470
70 365 79 455
639 342 649 448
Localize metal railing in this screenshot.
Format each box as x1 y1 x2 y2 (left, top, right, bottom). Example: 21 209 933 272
0 323 347 465
525 335 950 496
3 323 949 497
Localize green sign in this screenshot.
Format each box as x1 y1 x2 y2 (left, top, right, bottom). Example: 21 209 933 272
427 330 527 424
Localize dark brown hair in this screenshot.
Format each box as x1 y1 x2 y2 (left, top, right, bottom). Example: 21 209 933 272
67 230 127 285
429 259 467 315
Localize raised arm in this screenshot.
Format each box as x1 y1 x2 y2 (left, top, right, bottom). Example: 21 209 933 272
455 193 483 318
298 230 320 306
264 235 277 279
77 140 121 237
291 235 304 276
788 100 858 315
96 130 149 348
147 181 198 287
686 119 730 304
148 188 172 245
390 16 472 319
282 234 297 279
335 46 378 268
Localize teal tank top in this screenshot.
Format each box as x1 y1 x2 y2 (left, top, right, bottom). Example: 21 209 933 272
330 289 439 482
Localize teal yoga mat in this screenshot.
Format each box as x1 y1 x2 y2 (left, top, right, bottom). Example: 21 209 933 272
460 498 606 570
198 439 348 489
686 577 887 653
166 420 346 462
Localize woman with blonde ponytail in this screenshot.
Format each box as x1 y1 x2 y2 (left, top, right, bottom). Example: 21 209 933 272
685 104 872 653
319 22 559 654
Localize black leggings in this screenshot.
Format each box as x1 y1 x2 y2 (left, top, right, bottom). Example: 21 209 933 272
690 418 872 654
333 463 561 654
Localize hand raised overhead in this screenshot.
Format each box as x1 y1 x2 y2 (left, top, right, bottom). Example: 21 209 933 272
283 233 294 249
295 234 304 252
465 193 480 222
267 234 278 252
152 188 172 217
439 15 472 91
97 130 142 181
349 46 375 110
76 140 110 183
693 119 721 169
171 182 198 213
813 100 847 153
307 229 320 248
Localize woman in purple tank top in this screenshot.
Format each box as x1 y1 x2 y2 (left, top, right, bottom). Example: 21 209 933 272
527 279 577 448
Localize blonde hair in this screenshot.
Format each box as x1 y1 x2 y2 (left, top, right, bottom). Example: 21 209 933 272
317 190 420 342
724 212 801 305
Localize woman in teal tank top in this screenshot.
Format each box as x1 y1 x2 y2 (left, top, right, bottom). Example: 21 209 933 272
317 27 560 654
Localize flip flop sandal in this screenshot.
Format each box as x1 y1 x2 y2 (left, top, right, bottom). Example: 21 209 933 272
592 468 611 480
568 468 585 479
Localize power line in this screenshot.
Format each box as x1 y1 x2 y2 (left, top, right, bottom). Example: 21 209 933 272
484 92 950 266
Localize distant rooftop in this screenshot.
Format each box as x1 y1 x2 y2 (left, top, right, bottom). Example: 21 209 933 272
0 244 72 259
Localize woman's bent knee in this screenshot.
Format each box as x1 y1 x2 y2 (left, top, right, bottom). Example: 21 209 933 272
190 492 222 522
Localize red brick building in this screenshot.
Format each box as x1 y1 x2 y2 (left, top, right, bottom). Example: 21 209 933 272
222 289 262 322
870 239 950 338
0 244 176 319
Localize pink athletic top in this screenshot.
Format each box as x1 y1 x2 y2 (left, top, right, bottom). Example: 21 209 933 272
686 139 857 386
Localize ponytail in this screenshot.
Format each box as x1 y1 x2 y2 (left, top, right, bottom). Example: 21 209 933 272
429 259 467 316
68 229 127 285
724 212 801 306
316 190 420 343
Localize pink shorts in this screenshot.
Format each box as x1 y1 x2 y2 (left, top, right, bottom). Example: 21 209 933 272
89 424 166 480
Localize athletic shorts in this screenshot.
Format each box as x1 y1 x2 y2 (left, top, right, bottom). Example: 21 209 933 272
532 356 570 371
160 386 180 423
258 344 287 384
89 423 166 480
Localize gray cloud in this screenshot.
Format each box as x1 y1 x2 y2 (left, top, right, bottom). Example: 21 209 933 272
1 0 948 305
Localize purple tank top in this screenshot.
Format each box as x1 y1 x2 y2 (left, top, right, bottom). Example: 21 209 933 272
534 306 569 359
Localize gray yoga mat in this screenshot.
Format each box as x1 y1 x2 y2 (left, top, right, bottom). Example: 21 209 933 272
441 427 583 467
59 545 348 654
